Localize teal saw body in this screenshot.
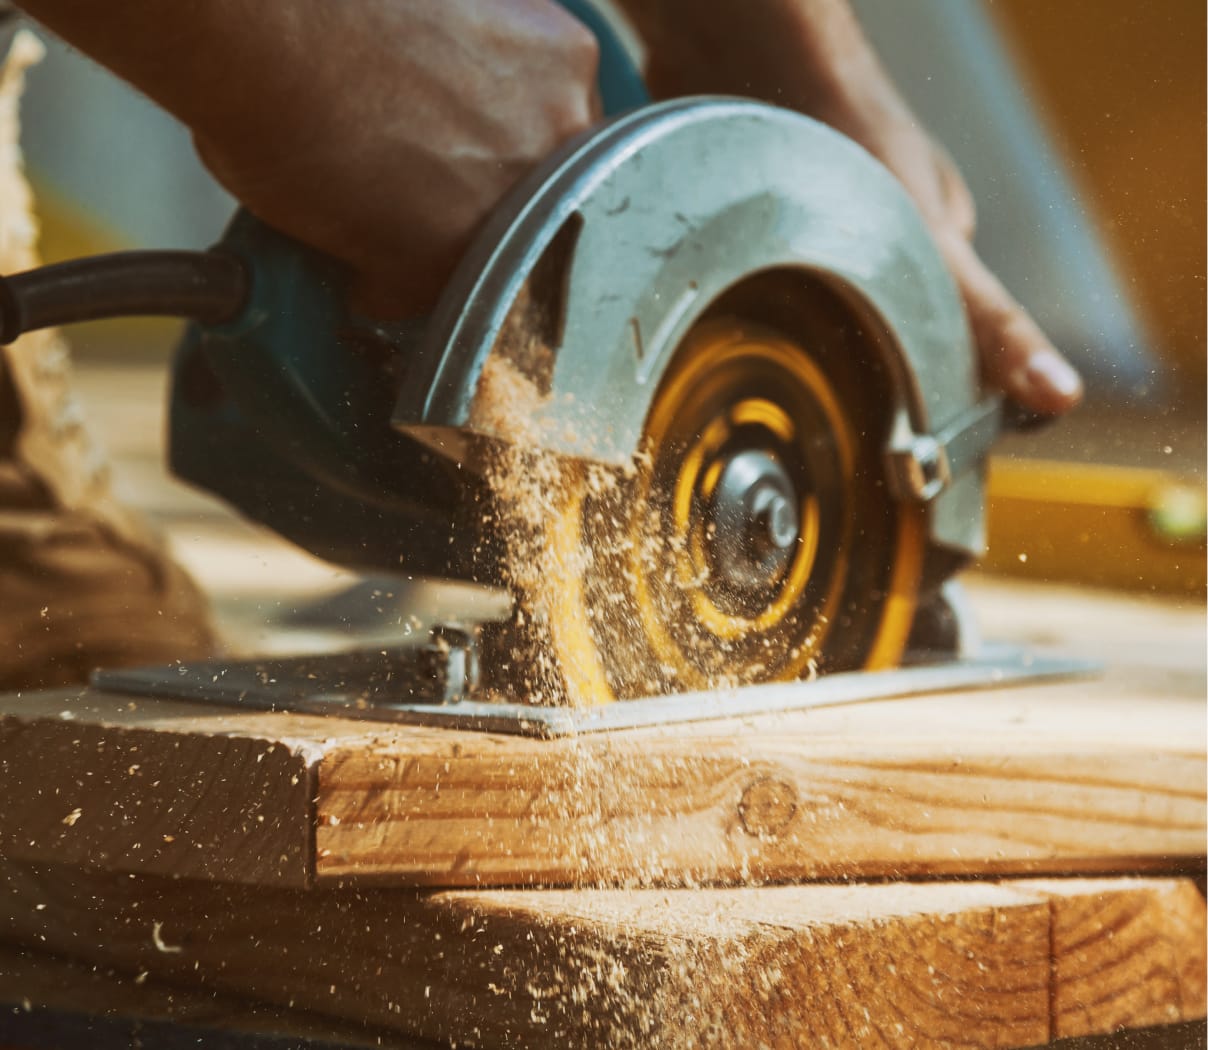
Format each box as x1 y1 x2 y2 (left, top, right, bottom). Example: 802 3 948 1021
170 98 997 599
0 4 1011 702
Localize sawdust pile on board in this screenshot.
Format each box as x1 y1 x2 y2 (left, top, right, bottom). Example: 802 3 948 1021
463 889 790 1048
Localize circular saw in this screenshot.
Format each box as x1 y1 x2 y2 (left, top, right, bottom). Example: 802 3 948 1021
0 30 1080 730
390 95 995 707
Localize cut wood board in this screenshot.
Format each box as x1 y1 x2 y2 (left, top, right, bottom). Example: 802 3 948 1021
0 864 1200 1049
0 943 415 1049
0 674 1200 888
1008 878 1208 1039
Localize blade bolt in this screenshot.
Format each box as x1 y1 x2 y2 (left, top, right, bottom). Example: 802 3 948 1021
709 449 801 597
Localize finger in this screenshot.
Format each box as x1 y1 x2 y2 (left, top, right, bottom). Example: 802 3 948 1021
932 144 976 241
941 234 1083 415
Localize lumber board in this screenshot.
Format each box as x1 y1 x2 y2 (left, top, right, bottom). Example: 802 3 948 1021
0 692 319 886
0 947 1199 1050
0 943 422 1049
313 683 1204 886
0 863 1200 1048
0 582 1200 889
1006 878 1208 1039
0 675 1200 888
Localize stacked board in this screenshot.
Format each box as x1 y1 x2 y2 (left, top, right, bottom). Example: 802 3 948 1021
0 593 1201 1048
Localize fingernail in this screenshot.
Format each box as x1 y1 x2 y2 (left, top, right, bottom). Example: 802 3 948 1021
1026 350 1083 401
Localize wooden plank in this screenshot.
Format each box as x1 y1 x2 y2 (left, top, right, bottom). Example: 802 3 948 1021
0 863 1200 1048
0 943 422 1049
0 676 1200 888
1006 877 1208 1040
0 690 320 886
315 683 1205 886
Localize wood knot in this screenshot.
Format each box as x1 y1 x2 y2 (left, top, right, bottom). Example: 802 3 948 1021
738 777 798 839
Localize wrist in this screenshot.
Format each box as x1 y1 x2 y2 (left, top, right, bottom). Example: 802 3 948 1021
19 0 330 149
635 0 894 129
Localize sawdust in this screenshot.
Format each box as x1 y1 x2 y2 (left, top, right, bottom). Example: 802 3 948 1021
478 890 772 1048
466 342 804 1042
470 353 627 707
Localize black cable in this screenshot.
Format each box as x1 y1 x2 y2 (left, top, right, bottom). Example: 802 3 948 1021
0 250 249 343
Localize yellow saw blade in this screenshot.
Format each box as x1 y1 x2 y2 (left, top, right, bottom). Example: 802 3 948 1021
537 316 926 705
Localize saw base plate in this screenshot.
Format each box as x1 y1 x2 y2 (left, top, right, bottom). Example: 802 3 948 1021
93 645 1096 739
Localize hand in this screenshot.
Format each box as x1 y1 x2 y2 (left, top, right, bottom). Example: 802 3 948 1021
20 0 602 314
620 0 1083 415
810 83 1085 416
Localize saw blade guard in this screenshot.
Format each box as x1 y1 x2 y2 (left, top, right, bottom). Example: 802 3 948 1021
392 98 991 563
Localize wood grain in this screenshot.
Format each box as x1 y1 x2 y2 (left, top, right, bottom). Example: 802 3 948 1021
314 686 1205 886
0 676 1201 888
0 863 1199 1048
1007 877 1208 1040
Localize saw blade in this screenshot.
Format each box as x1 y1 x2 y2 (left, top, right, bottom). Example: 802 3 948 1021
534 304 926 704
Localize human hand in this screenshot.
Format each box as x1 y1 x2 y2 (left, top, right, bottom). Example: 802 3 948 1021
619 0 1083 415
20 0 601 315
814 88 1084 416
194 0 601 315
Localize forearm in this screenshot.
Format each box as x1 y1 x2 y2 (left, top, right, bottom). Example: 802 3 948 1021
17 1 303 143
16 0 601 313
15 0 435 174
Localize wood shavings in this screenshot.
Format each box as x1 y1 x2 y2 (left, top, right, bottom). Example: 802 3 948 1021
151 921 182 954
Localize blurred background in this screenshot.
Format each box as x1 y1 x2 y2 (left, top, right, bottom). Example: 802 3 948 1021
15 0 1206 634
